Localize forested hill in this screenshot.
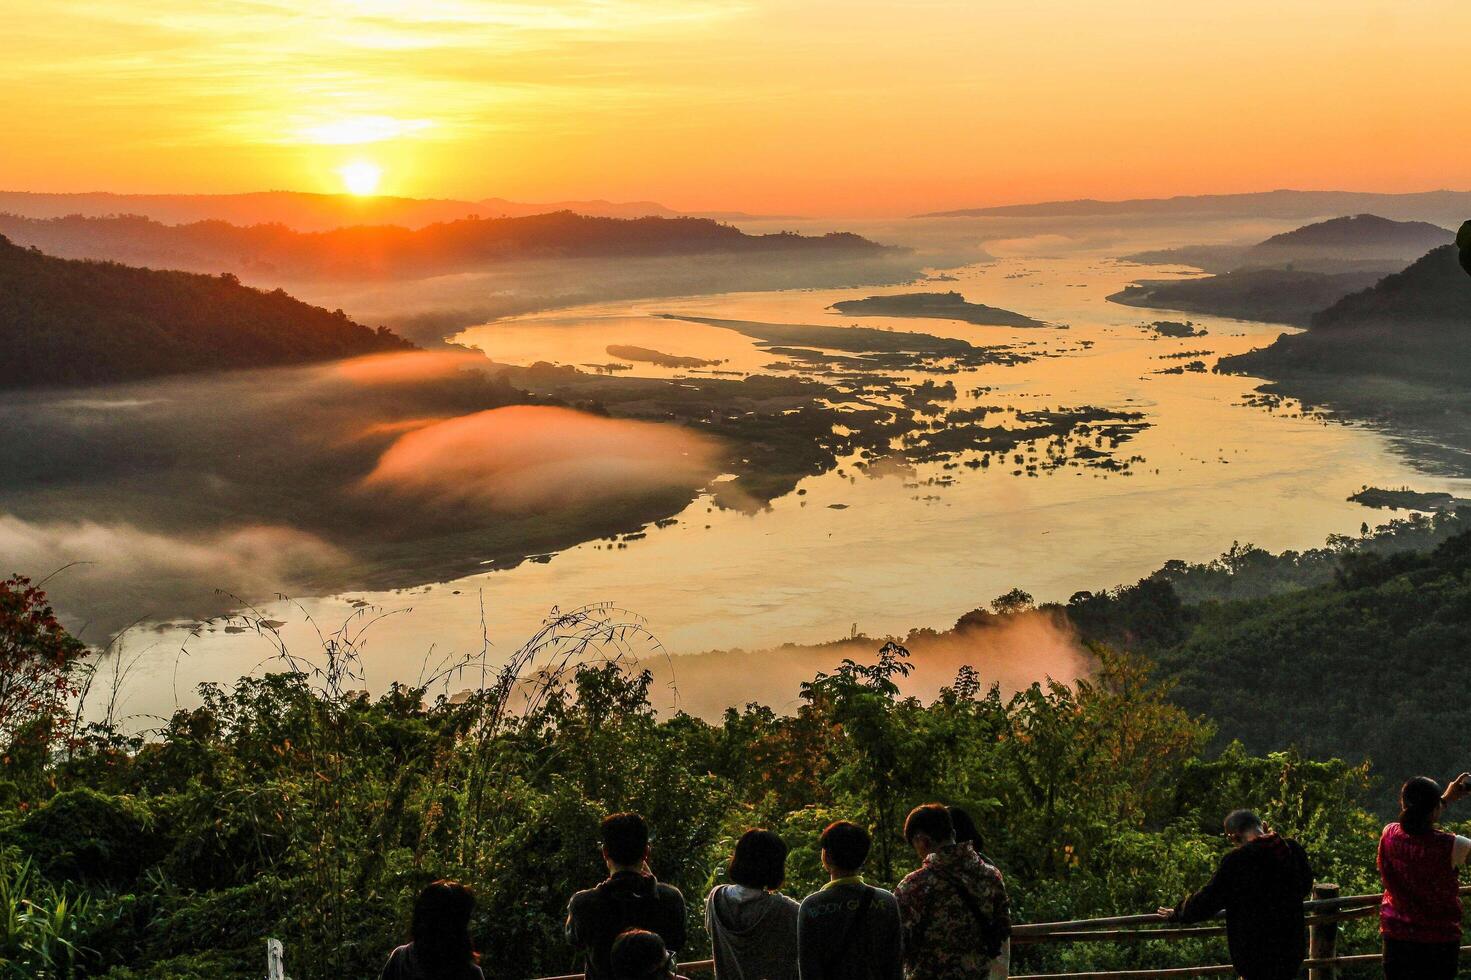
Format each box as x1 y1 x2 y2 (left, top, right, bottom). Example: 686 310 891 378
1312 244 1471 329
1255 213 1451 250
1218 245 1471 385
0 237 412 388
0 210 887 280
1063 516 1471 808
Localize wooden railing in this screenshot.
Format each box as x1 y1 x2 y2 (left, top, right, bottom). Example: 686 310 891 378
533 883 1471 980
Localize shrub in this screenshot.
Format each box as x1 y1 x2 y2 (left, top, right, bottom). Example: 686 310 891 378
10 788 161 886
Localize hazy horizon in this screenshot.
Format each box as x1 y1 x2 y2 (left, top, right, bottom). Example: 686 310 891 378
7 2 1471 216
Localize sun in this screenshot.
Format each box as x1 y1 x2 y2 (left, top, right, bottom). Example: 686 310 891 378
338 160 382 196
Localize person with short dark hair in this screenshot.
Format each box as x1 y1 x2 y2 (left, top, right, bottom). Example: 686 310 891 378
894 804 1009 980
707 829 800 980
1378 773 1471 979
380 880 485 980
797 821 902 980
610 929 688 980
567 813 688 980
1157 809 1313 980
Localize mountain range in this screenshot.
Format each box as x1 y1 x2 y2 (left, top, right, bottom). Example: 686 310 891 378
920 189 1471 225
0 210 882 281
0 189 793 231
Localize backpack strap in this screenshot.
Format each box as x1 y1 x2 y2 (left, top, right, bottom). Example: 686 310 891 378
823 886 875 978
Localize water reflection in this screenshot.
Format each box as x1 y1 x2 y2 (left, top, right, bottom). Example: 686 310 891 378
13 243 1468 722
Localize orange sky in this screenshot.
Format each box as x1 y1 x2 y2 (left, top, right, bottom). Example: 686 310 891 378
4 0 1470 216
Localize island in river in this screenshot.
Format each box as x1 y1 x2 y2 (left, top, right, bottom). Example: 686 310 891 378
829 291 1047 327
606 344 722 368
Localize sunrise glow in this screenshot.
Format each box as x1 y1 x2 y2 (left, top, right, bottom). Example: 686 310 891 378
3 1 1469 214
338 160 382 196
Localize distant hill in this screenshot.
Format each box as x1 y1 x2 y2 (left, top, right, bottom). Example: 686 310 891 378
0 189 792 231
1240 214 1453 271
1108 267 1383 326
1210 245 1471 478
1123 215 1454 276
1110 215 1454 324
0 236 412 388
1219 246 1471 400
1257 213 1450 249
920 189 1471 225
0 211 885 281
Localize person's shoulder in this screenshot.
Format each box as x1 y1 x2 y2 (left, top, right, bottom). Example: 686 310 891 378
872 887 902 920
868 885 900 908
568 884 601 911
656 880 686 903
1215 846 1244 867
772 891 801 910
894 866 928 894
381 945 412 978
799 887 839 914
970 859 1004 885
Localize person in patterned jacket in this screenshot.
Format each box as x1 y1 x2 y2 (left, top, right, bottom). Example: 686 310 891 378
893 805 1010 980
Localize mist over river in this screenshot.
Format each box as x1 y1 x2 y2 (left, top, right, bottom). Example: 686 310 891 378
13 221 1469 723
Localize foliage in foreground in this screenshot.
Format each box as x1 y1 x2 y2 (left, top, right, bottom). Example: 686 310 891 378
0 609 1393 980
7 516 1471 978
1062 513 1471 809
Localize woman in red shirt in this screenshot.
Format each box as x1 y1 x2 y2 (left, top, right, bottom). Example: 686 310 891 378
1378 773 1471 979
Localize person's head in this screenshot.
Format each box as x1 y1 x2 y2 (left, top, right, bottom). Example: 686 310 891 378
409 880 478 972
904 803 956 859
1400 776 1445 835
609 929 675 980
1222 809 1264 846
602 812 650 871
728 829 788 891
947 806 984 852
819 821 871 877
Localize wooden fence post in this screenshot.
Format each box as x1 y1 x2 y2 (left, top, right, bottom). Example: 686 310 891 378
1308 882 1340 980
267 937 287 980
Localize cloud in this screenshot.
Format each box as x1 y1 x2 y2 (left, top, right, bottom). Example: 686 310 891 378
636 609 1093 719
360 404 721 513
294 114 436 146
0 515 344 640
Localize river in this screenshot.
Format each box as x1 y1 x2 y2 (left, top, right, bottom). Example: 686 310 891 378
38 231 1471 722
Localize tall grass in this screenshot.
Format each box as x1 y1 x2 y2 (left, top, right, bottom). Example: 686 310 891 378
218 595 663 978
0 858 92 979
